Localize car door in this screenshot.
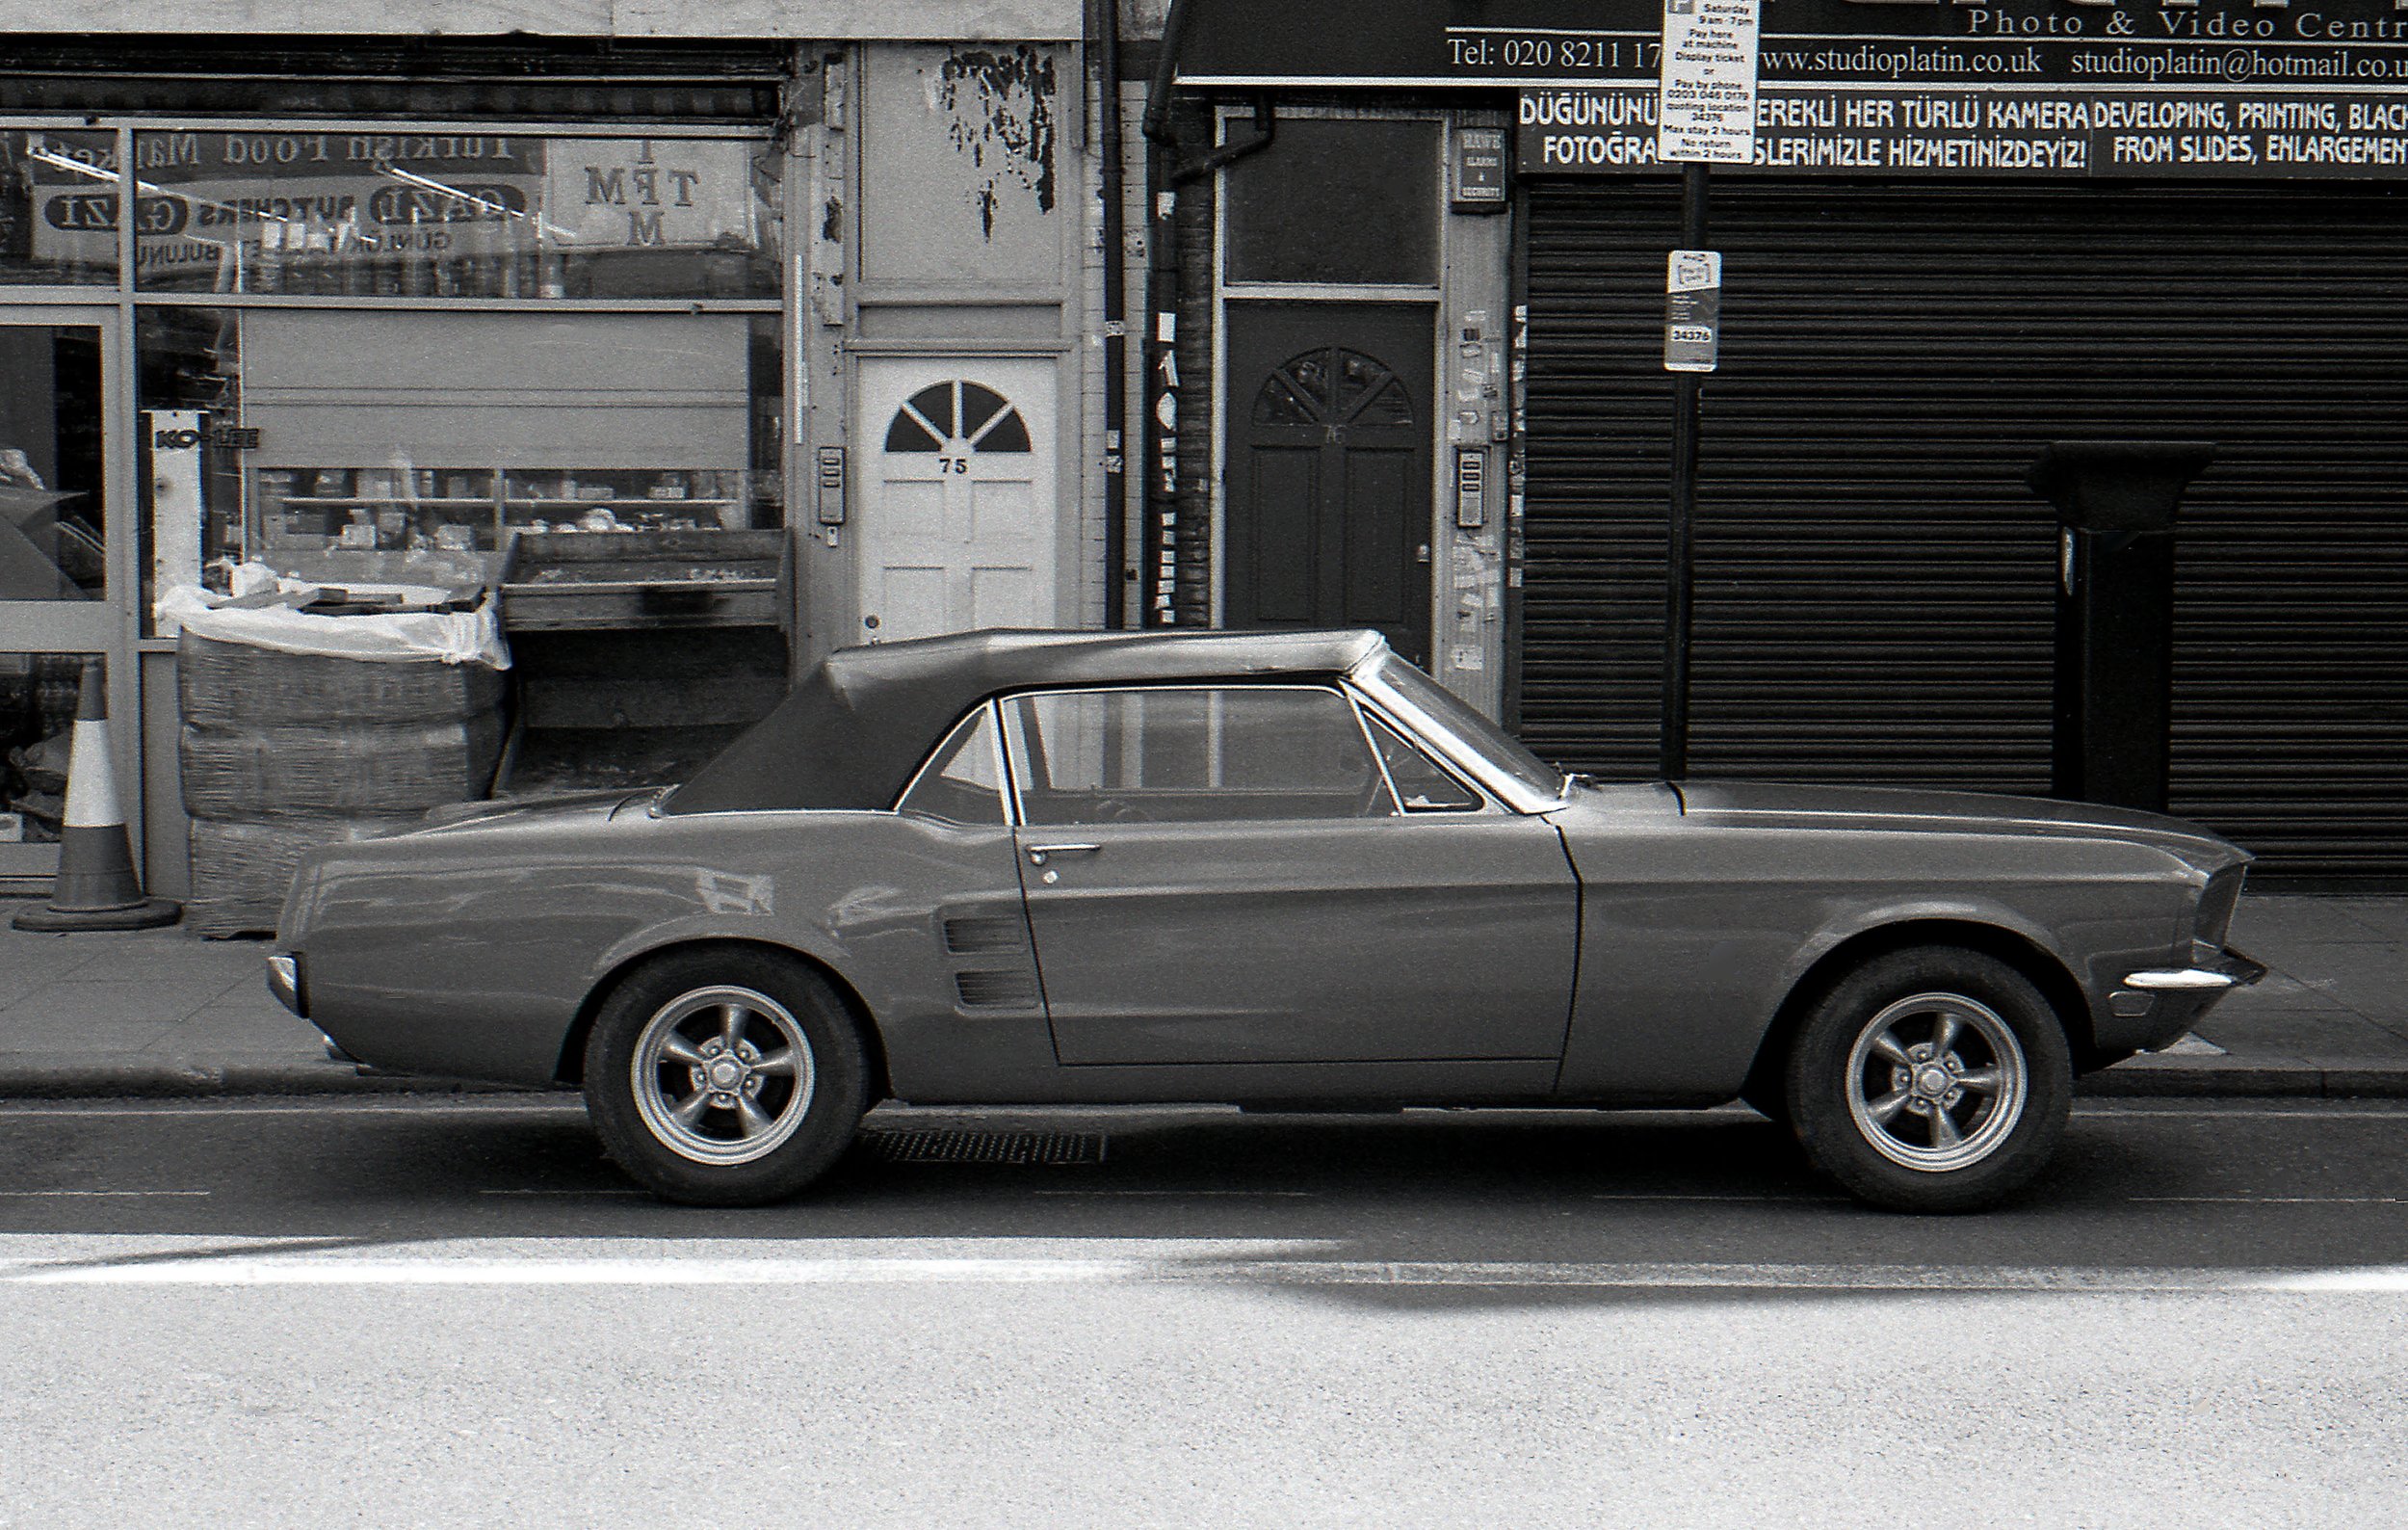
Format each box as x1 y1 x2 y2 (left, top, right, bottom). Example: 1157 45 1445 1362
1002 682 1578 1067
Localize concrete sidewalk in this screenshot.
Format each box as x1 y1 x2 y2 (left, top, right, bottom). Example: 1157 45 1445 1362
0 894 2402 1098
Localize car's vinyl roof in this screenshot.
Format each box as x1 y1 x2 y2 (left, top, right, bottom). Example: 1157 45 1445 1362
663 627 1389 816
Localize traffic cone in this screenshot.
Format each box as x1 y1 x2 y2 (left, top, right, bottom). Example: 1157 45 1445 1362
13 658 179 932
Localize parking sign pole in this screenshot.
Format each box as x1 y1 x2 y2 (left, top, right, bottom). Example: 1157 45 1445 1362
1661 161 1709 780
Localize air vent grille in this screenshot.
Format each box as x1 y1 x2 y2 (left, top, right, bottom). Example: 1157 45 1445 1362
943 916 1026 955
955 969 1040 1009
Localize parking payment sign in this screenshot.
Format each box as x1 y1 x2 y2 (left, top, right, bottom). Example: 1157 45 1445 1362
1664 249 1722 373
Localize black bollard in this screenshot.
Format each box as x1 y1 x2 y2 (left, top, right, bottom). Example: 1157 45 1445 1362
2025 441 2216 815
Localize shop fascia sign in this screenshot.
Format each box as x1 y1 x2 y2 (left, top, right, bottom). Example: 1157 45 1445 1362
1177 0 2408 87
29 131 756 274
1504 0 2408 180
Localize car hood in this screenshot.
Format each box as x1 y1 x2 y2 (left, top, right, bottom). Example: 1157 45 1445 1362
1668 778 2249 868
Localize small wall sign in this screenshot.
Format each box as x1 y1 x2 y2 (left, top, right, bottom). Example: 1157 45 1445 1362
1452 126 1508 211
1664 249 1722 373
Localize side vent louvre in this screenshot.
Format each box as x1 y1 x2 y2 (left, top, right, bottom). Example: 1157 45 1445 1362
955 970 1040 1009
944 916 1025 955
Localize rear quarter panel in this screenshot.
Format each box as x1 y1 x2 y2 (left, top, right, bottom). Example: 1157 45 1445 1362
287 807 1047 1090
1549 789 2197 1103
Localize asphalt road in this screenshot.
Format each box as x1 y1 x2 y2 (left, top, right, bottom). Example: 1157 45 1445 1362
1 1096 2403 1528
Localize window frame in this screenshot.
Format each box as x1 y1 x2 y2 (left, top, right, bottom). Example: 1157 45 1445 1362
892 698 1013 827
1351 697 1497 815
993 681 1395 828
945 677 1525 830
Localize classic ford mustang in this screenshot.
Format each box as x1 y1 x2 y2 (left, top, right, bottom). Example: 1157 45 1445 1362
268 628 2261 1212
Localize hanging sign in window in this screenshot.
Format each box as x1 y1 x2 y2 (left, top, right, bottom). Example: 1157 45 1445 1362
1658 0 1761 164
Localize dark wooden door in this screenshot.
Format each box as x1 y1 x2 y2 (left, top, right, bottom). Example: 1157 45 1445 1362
1224 303 1434 666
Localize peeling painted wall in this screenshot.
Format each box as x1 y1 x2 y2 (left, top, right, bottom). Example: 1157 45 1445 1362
859 41 1064 286
933 46 1058 241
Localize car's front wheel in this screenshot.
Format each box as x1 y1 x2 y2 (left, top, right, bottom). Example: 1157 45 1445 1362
1784 946 2072 1213
584 949 870 1206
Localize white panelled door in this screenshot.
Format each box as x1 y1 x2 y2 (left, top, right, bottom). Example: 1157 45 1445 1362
855 357 1057 643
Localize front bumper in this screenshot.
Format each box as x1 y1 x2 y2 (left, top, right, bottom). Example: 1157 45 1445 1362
2119 948 2267 997
265 952 305 1018
2099 948 2264 1056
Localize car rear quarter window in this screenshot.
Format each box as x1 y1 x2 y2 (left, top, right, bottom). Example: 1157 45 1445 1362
1005 686 1398 827
896 707 1007 826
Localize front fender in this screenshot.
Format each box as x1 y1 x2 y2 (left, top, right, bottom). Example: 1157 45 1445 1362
1550 816 2196 1104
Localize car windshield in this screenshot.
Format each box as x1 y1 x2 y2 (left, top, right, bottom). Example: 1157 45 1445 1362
1362 654 1566 804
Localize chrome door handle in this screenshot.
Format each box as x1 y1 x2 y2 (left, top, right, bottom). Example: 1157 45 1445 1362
1025 843 1101 866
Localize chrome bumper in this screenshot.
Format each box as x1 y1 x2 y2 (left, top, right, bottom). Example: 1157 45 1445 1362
265 953 304 1017
2120 950 2267 993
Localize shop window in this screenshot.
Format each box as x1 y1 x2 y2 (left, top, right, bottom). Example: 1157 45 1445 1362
1223 119 1438 287
138 307 783 604
0 131 118 285
129 132 779 299
859 43 1064 287
0 651 82 872
0 324 106 601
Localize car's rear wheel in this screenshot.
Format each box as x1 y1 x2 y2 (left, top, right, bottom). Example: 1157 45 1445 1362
584 949 869 1206
1784 946 2072 1213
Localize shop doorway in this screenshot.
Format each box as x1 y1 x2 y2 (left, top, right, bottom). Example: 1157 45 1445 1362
0 307 130 890
1223 302 1435 667
855 356 1057 644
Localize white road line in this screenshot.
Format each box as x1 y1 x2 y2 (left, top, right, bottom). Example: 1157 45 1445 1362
2129 1195 2408 1205
2074 1106 2408 1120
0 1190 210 1199
5 1253 2408 1293
0 1101 581 1118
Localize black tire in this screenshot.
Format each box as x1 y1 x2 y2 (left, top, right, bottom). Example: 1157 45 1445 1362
584 948 871 1206
1784 946 2073 1214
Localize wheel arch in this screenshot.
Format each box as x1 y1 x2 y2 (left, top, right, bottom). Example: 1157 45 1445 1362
1741 918 2093 1104
553 937 892 1101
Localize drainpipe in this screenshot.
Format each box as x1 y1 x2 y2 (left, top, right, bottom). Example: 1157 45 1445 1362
1092 0 1131 627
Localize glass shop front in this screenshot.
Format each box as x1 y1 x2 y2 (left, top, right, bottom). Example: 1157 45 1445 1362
0 119 790 896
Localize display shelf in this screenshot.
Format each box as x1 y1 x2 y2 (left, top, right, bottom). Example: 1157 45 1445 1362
498 528 790 632
248 466 764 561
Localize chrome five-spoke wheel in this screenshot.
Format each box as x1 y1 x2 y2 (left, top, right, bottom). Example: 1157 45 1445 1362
1844 991 2028 1174
1786 946 2072 1213
632 986 818 1166
585 949 871 1205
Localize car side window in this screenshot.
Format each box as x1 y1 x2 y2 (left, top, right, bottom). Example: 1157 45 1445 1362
1006 686 1398 826
1361 710 1485 812
896 707 1007 826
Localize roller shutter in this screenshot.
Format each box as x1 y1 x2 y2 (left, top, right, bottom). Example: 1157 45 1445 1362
1519 177 2408 884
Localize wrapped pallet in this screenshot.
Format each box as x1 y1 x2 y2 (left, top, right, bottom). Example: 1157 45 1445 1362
161 586 509 936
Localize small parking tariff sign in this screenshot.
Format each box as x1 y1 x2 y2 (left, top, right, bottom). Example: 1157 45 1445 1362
1664 249 1722 373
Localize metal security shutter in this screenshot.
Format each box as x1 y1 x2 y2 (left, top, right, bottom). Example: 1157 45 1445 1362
1519 180 1683 780
1520 177 2408 884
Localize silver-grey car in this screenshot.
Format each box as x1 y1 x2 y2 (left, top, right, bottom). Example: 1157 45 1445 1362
268 628 2261 1212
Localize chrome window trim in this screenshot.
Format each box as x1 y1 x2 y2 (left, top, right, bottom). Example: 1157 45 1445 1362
892 699 1012 828
1347 694 1500 816
1344 660 1568 815
1343 692 1407 818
